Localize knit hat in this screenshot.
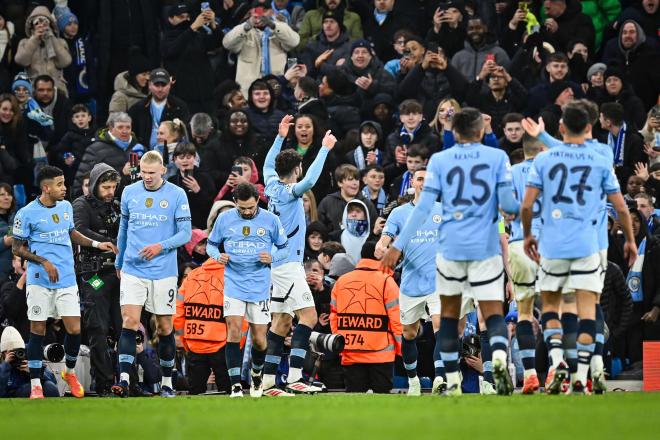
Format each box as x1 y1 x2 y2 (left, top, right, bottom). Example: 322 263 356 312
587 62 606 79
322 8 345 29
0 326 25 352
547 80 571 103
604 66 625 83
56 10 77 33
350 39 374 56
12 72 32 94
128 47 154 77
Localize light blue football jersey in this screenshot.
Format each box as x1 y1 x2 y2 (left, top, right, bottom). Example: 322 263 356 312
265 181 305 266
509 159 542 242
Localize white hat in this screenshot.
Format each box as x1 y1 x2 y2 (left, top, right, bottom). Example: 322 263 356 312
0 326 25 352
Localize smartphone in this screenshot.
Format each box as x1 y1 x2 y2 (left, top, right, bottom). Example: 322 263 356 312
231 165 243 176
518 1 528 12
287 57 298 70
485 53 495 63
427 41 440 54
201 2 210 10
184 170 192 178
446 107 455 121
402 48 412 58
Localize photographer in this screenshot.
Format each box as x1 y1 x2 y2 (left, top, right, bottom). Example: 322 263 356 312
72 164 121 397
1 326 59 398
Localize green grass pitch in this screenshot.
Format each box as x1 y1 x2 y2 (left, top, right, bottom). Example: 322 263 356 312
1 392 658 439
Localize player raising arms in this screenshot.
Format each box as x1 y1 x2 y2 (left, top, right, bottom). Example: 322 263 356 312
382 108 520 396
207 183 289 398
375 166 446 396
12 166 116 399
261 115 337 395
113 151 192 398
521 102 637 394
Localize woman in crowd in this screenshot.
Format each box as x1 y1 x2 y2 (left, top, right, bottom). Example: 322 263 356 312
108 47 153 114
429 97 461 149
0 94 27 187
218 108 268 173
0 182 15 280
303 190 318 225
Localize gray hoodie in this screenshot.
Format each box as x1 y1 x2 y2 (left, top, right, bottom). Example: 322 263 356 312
340 199 371 264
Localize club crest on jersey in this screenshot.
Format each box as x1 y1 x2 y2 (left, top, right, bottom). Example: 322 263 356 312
432 215 442 223
145 198 153 208
52 214 60 223
256 227 266 237
242 226 250 236
63 212 70 221
552 209 562 219
160 200 169 209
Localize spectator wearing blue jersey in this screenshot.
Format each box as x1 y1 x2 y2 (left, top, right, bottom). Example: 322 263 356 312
113 151 192 398
207 182 289 398
382 107 520 396
12 165 116 399
261 115 337 395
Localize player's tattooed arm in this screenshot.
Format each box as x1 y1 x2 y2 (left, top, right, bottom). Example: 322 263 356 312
11 238 46 265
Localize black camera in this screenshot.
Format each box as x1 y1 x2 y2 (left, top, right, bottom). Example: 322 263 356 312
309 332 344 353
461 334 481 358
9 348 26 367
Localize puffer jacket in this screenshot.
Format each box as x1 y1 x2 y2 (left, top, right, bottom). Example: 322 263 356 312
600 261 633 339
14 6 71 94
108 71 148 114
579 0 621 49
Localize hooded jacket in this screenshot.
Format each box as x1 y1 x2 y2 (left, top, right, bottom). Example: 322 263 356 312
340 199 371 264
245 82 286 142
15 6 72 94
318 191 378 240
602 20 660 110
109 71 148 114
72 163 121 266
73 128 139 198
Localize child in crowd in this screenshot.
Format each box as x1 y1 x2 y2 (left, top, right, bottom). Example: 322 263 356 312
53 104 94 194
361 165 387 213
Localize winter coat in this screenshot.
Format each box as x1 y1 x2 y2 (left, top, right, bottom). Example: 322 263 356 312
300 31 352 78
338 58 397 100
73 128 139 197
602 86 647 131
465 78 528 137
108 72 148 114
539 0 596 51
579 0 621 49
51 124 95 191
362 8 414 62
0 212 15 280
397 64 468 121
14 6 71 94
222 21 300 97
297 4 363 49
450 39 511 82
321 93 362 139
168 167 215 230
600 261 633 340
425 21 467 59
246 106 286 143
317 191 378 240
127 94 190 148
161 21 222 111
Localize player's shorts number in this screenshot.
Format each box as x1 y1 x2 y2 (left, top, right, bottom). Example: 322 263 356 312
549 164 592 205
168 289 175 306
260 300 269 313
447 164 491 206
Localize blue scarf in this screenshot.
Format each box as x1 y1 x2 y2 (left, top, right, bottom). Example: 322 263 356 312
398 171 412 197
361 185 387 212
149 99 166 148
271 1 291 23
353 146 381 170
374 9 388 25
626 237 645 302
261 27 273 76
399 123 421 145
73 37 89 94
608 122 626 167
114 136 133 151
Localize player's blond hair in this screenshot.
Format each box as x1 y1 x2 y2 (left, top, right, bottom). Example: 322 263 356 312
140 150 163 166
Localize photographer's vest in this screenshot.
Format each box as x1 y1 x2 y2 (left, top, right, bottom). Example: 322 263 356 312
331 260 401 365
174 260 248 354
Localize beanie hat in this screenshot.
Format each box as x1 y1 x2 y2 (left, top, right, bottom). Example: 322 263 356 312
350 39 374 56
604 66 625 83
56 10 78 33
184 229 209 256
0 326 25 352
322 9 345 30
12 72 32 94
587 62 606 79
128 47 155 77
548 80 571 103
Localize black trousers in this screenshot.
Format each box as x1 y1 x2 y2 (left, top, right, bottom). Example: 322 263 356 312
342 362 393 393
187 348 231 394
81 271 121 391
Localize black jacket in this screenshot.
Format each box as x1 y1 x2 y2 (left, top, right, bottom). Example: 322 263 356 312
321 93 362 139
168 167 215 230
602 87 647 131
127 94 190 148
397 64 468 121
338 58 397 101
72 163 121 270
383 122 440 183
540 0 595 52
600 261 634 339
317 191 378 239
52 125 95 192
161 21 222 110
465 78 528 138
597 128 646 190
73 128 138 197
362 7 414 61
301 31 352 78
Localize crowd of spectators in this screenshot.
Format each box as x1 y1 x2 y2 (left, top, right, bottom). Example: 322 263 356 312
1 0 660 395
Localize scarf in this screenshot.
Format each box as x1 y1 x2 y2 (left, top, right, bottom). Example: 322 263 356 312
626 237 646 302
149 99 166 148
353 146 381 170
261 27 273 76
399 124 421 145
608 122 626 167
398 171 413 197
109 131 134 151
374 9 388 25
72 37 89 94
272 1 291 23
361 185 387 212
